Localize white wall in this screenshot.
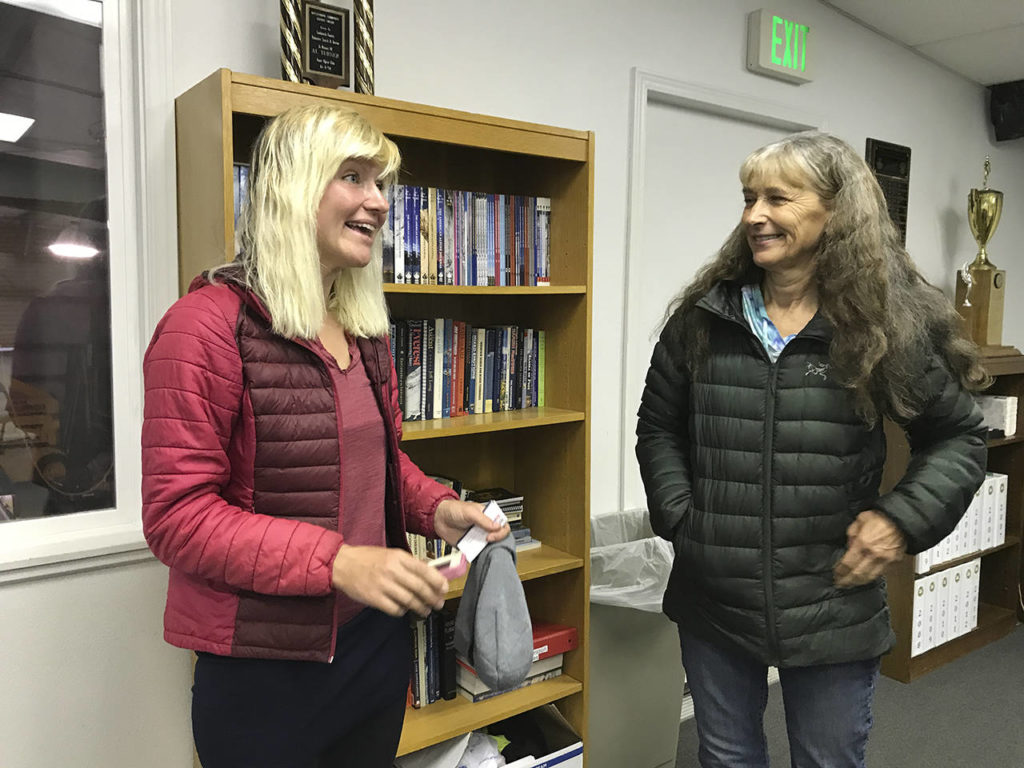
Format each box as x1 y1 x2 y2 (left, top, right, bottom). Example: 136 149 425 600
2 1 1022 765
0 560 193 767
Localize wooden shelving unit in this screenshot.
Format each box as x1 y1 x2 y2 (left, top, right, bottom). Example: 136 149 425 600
175 69 593 761
881 352 1024 683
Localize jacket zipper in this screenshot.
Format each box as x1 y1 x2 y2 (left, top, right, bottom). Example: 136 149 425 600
761 363 781 665
703 302 785 663
324 354 342 664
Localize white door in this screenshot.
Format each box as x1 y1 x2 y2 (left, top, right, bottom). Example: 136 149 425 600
620 75 819 511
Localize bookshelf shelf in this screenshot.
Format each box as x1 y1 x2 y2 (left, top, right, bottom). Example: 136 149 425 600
176 69 592 765
987 434 1024 449
914 535 1021 578
890 603 1017 683
385 284 588 296
881 352 1024 683
442 546 585 599
401 407 585 441
397 675 583 756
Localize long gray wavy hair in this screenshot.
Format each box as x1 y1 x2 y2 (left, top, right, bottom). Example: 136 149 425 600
664 130 989 424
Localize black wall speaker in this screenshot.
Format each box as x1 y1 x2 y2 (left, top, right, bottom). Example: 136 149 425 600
990 80 1024 142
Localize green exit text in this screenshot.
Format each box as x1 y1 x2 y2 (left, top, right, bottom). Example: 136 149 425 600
771 16 809 72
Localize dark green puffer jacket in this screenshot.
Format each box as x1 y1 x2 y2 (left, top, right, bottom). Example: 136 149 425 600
636 282 986 667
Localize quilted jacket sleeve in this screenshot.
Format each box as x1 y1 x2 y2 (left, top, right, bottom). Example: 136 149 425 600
141 289 344 596
635 325 694 544
383 354 458 538
874 355 987 555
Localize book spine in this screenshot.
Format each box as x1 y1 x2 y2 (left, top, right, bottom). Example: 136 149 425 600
394 184 405 284
536 196 551 285
426 186 438 285
460 667 562 703
405 186 416 284
474 193 487 287
441 606 458 700
423 319 435 420
483 328 496 414
441 318 453 419
499 326 511 411
416 617 428 707
450 319 462 415
433 187 443 286
465 324 476 414
405 321 423 421
475 328 486 415
382 183 395 283
426 610 439 704
395 320 408 416
523 328 533 408
433 318 444 420
537 330 545 407
418 186 429 285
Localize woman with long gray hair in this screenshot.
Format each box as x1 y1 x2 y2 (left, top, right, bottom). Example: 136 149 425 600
636 131 987 768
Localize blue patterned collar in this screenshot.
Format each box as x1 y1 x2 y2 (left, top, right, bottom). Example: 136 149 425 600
741 284 797 363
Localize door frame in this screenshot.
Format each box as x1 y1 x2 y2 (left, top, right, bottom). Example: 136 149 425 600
618 69 823 511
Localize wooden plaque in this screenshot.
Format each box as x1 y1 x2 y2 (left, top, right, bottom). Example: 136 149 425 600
302 2 350 88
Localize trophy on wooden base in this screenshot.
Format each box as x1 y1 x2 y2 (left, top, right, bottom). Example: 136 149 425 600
956 157 1019 357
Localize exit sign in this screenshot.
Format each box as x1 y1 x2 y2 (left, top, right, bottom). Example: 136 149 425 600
746 9 813 84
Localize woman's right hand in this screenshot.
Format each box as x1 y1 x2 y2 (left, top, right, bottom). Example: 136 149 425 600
331 545 448 617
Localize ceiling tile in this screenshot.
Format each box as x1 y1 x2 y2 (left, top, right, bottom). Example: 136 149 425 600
915 24 1024 85
825 0 1024 46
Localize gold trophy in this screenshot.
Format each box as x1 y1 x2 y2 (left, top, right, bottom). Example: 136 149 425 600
956 157 1017 355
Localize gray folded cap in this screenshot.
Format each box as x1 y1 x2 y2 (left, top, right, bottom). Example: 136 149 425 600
454 535 533 691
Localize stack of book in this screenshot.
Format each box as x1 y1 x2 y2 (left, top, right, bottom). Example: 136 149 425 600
389 319 545 422
408 607 458 709
380 185 551 287
466 487 539 552
456 622 578 703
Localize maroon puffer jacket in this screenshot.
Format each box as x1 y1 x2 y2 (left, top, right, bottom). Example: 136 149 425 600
142 274 454 662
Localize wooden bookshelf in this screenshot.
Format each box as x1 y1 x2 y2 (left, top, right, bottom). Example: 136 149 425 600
175 70 592 761
881 352 1024 683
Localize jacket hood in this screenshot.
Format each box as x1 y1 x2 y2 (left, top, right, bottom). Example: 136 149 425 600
190 264 273 325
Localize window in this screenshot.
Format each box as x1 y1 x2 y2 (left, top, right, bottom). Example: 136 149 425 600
0 1 113 524
0 0 165 575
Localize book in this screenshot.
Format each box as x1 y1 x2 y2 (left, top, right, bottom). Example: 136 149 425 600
439 606 458 700
530 622 579 662
405 320 424 421
382 183 395 282
515 539 542 553
456 653 563 700
427 474 464 499
394 183 405 283
535 196 551 286
466 487 524 518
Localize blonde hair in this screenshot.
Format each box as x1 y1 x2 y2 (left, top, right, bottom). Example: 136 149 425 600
225 103 401 339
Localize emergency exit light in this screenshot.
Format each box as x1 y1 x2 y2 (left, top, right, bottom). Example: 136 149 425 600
746 9 813 84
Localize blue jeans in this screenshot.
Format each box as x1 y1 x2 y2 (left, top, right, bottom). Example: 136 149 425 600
679 627 879 768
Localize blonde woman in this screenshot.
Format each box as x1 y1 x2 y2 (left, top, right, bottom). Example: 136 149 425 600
142 105 507 768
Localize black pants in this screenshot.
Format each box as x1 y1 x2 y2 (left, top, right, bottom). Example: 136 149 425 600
192 609 411 768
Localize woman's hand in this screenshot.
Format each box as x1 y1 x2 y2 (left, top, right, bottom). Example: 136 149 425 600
433 498 511 548
331 545 447 617
834 509 906 588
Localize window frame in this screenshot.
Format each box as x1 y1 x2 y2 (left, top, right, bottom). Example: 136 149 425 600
0 0 176 583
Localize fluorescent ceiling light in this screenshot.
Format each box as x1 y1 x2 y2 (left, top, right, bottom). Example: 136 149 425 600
48 242 99 259
0 113 34 143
